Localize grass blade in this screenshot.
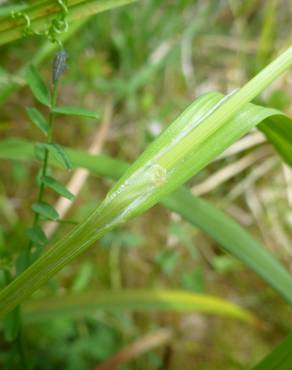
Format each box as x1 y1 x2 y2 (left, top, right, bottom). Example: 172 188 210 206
52 106 100 119
22 290 254 324
0 0 138 46
0 48 291 317
250 332 292 370
0 135 292 305
162 188 292 305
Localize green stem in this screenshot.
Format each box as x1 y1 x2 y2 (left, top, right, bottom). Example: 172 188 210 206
27 81 59 253
0 20 86 106
16 323 28 370
0 0 137 46
11 80 59 370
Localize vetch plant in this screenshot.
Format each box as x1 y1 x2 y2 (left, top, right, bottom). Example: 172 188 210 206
0 46 100 365
0 44 291 319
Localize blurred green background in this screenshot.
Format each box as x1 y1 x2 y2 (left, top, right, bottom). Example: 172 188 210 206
0 0 291 369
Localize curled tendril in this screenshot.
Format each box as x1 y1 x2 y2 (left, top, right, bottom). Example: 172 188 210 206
10 0 69 46
47 0 69 44
11 11 33 36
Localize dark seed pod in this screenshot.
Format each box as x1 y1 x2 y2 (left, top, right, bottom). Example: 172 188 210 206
52 49 68 84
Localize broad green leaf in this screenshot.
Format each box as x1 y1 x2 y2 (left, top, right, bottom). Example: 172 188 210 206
26 65 51 106
22 290 254 324
27 225 48 246
0 47 291 317
251 332 292 370
41 143 72 169
53 106 100 120
41 175 74 200
26 107 49 135
259 117 292 167
32 202 59 221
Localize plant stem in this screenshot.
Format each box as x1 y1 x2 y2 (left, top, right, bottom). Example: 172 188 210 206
0 0 137 46
27 81 59 254
16 323 28 370
11 80 59 370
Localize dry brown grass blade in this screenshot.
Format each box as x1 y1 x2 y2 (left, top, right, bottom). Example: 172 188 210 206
192 146 271 195
44 100 113 237
94 328 173 370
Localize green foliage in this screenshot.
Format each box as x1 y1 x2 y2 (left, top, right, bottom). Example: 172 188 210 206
26 65 51 106
251 333 292 370
0 45 292 318
53 106 100 119
0 2 291 368
32 202 59 221
41 176 74 200
26 107 49 135
0 0 138 46
23 290 254 324
39 143 73 169
0 134 291 304
27 225 48 247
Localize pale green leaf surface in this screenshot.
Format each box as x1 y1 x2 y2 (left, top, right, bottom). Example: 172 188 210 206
25 66 51 107
52 106 100 120
22 290 254 324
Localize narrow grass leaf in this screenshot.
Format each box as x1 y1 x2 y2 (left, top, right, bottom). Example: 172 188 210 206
162 188 292 305
0 132 291 305
26 65 51 107
0 47 291 316
22 290 254 324
251 332 292 370
41 176 74 200
32 202 59 221
0 0 138 46
53 106 100 120
26 107 49 136
0 125 292 304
